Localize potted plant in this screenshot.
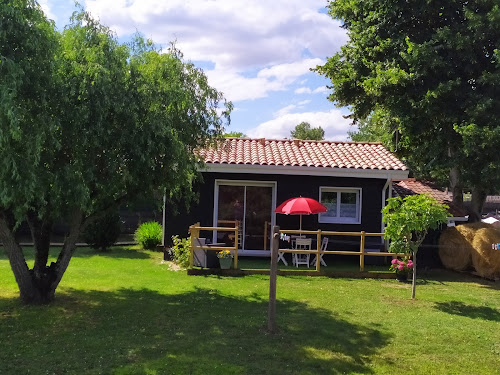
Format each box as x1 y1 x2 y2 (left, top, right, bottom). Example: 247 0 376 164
217 250 233 269
382 194 449 298
390 257 414 282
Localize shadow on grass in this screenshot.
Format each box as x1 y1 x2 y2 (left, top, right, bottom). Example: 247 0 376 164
0 245 153 261
0 287 390 375
434 301 500 322
72 246 152 259
417 269 500 290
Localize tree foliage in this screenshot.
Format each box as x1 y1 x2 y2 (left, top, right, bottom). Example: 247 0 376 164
0 1 231 303
290 122 325 140
382 194 449 298
223 131 247 138
317 0 500 220
347 109 399 150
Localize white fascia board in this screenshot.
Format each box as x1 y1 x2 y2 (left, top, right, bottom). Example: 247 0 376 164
200 163 409 180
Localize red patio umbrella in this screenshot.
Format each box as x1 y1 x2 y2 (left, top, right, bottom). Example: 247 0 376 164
275 196 327 230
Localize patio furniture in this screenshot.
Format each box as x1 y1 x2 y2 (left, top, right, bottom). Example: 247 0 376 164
277 250 288 266
310 237 328 267
193 238 219 268
293 238 312 268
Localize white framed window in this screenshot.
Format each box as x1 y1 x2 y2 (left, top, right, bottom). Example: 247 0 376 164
319 187 362 224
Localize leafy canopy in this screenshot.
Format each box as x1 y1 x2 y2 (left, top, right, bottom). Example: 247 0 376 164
382 194 449 255
0 1 231 304
290 122 325 140
317 0 500 213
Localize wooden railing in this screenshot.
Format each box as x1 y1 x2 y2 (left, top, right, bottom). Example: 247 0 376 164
188 223 403 272
278 228 404 272
189 222 239 268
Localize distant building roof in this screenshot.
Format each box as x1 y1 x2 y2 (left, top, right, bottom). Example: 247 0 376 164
199 138 408 176
393 178 467 217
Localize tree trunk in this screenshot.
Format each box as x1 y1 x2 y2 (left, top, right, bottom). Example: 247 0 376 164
26 211 53 278
469 186 487 223
411 251 416 299
449 164 463 207
0 212 40 302
50 209 84 293
0 209 83 304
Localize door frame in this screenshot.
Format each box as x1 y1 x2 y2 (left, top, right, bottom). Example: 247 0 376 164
213 179 277 255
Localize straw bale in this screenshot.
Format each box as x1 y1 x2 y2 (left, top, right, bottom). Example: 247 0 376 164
456 222 490 242
471 227 500 279
438 227 473 271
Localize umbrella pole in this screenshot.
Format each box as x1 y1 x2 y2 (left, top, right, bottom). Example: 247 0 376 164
299 214 302 231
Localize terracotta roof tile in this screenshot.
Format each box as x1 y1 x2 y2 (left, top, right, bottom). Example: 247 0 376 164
200 138 408 171
393 179 467 217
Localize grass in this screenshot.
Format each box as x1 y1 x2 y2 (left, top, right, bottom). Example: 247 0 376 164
1 246 500 374
237 255 390 272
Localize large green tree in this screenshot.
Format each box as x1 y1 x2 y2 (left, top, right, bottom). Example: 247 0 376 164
290 121 325 140
0 1 231 304
347 109 399 150
317 0 500 221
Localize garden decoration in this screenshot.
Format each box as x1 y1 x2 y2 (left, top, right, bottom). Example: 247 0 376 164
382 194 449 299
217 250 233 269
390 258 414 282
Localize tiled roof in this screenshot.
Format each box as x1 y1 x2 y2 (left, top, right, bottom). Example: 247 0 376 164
200 138 407 171
393 179 467 217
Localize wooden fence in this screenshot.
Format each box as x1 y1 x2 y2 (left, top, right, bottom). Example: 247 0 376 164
188 223 404 272
188 222 239 268
278 228 403 272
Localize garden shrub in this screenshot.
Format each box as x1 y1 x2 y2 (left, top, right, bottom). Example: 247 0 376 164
83 211 121 251
170 235 191 268
134 221 162 250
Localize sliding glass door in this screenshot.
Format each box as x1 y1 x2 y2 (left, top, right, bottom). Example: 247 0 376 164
215 181 275 252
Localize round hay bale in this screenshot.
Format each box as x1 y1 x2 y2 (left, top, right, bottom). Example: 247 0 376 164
471 227 500 280
438 227 473 271
456 222 490 242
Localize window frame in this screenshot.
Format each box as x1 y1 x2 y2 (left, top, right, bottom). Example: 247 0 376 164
318 187 362 224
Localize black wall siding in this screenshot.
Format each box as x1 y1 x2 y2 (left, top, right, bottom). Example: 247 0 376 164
163 170 388 247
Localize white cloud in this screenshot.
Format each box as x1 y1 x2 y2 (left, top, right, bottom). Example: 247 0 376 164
297 99 311 106
274 104 297 118
247 109 353 141
313 86 328 94
294 87 312 94
39 0 57 21
206 59 323 102
295 85 329 95
83 0 347 70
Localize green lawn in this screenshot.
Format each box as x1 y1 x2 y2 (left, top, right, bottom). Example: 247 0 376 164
1 246 499 374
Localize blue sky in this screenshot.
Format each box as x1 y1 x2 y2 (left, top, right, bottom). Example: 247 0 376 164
40 0 354 140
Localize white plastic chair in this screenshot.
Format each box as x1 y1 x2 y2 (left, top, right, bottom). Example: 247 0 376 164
293 238 312 268
277 250 288 266
311 237 328 267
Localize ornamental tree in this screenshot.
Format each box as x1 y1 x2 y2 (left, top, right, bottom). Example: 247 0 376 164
382 194 449 299
0 2 231 304
317 0 500 221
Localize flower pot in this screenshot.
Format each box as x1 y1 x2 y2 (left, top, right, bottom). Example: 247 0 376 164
219 257 232 269
396 272 408 282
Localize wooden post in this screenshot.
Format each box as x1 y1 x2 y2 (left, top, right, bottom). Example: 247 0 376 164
316 230 321 271
234 225 239 269
268 225 280 333
264 221 268 250
189 224 195 268
360 231 366 271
